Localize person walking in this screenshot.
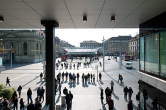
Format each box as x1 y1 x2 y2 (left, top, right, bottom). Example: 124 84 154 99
65 92 71 110
20 98 25 110
17 85 22 98
40 86 45 102
128 87 133 101
69 91 73 110
27 101 35 110
12 91 18 100
99 72 102 81
93 74 95 83
90 73 92 82
62 72 65 81
37 87 41 100
118 74 121 83
27 88 32 104
65 71 68 81
105 96 114 110
100 89 104 104
6 77 10 87
110 81 114 93
127 100 133 110
120 75 123 84
124 86 128 101
59 82 62 95
82 73 85 84
13 96 18 110
105 87 109 101
77 73 79 82
40 72 43 82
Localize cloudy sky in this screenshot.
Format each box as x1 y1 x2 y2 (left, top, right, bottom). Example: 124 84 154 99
55 28 139 47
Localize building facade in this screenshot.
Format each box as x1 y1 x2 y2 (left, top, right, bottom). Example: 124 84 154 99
55 36 75 57
0 30 45 63
128 34 139 59
80 40 100 47
104 36 132 56
139 12 166 109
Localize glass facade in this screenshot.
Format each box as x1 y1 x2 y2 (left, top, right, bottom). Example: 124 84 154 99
140 30 166 79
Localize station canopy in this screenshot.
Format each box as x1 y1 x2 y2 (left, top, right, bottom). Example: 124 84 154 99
65 47 100 55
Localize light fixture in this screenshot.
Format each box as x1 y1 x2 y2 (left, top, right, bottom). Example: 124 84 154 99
0 16 4 23
83 15 87 22
111 16 115 22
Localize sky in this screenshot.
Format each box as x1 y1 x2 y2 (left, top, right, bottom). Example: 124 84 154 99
55 28 139 47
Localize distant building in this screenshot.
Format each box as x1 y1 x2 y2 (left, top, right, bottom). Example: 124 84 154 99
0 30 45 63
80 40 100 47
55 37 75 57
104 36 132 56
128 34 139 59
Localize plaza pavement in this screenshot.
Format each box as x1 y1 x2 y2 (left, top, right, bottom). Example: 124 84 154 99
0 56 139 110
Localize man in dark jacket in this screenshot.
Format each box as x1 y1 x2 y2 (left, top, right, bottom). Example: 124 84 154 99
6 77 10 87
27 101 35 110
27 88 32 104
17 85 22 98
13 96 18 110
69 91 73 110
127 100 133 110
128 87 133 100
123 86 128 101
65 92 71 110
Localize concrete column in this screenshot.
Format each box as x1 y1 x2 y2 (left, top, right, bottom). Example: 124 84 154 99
41 20 59 110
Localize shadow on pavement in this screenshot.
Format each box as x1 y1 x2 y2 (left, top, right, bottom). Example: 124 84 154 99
3 63 40 70
22 76 39 88
56 95 61 103
113 93 119 100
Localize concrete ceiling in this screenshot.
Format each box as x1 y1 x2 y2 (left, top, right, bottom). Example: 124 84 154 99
0 0 166 29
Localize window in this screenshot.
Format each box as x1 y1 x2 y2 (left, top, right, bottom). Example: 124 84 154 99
140 37 144 71
160 31 166 77
145 33 159 75
23 42 27 55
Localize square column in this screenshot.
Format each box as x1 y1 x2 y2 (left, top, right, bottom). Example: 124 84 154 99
41 20 59 110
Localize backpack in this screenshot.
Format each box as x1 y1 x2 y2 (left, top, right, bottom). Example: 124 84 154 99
108 99 114 107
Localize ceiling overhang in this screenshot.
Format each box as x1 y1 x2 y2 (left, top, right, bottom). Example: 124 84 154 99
0 0 166 29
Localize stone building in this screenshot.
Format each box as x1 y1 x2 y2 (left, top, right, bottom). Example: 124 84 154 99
80 40 100 47
128 34 139 59
55 36 75 57
104 36 132 56
0 30 45 63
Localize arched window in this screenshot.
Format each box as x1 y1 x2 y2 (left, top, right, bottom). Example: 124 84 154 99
23 42 27 55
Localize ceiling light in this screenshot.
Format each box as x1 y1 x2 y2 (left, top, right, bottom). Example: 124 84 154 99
83 15 87 22
111 16 115 22
0 17 4 23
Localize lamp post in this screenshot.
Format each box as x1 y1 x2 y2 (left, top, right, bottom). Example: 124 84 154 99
102 36 105 72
